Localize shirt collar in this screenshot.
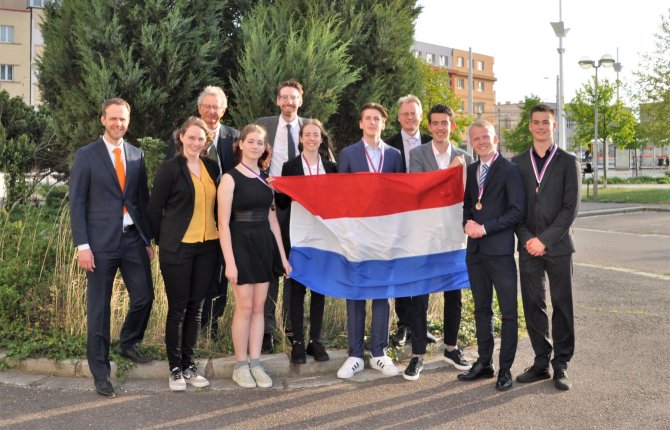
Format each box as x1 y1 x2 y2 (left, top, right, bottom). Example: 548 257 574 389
278 116 300 129
102 136 124 153
431 141 452 158
400 129 421 142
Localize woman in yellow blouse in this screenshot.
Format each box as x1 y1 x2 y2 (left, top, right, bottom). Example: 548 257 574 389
148 117 220 391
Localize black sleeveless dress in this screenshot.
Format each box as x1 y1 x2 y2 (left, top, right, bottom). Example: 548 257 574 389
229 168 283 285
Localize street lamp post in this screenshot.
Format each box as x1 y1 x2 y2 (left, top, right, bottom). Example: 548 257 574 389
551 0 569 150
578 54 615 197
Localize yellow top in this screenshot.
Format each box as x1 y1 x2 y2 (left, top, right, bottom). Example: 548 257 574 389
182 161 219 243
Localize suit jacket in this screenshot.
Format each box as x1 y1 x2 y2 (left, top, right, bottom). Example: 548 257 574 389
512 146 581 256
409 140 474 172
337 139 403 173
69 139 152 251
255 115 305 148
463 155 525 255
275 154 338 210
167 124 239 175
385 132 432 172
147 156 220 253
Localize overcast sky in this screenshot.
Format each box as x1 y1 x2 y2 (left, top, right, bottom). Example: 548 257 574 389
414 0 668 105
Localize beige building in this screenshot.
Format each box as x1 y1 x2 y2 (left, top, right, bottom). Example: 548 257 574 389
0 0 44 106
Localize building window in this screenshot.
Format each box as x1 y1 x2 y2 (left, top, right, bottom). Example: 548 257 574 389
0 26 14 43
426 53 434 64
456 78 465 89
457 56 464 67
476 103 485 114
459 101 465 112
477 60 484 71
477 81 485 92
439 55 447 66
28 0 44 7
413 51 420 58
0 65 14 81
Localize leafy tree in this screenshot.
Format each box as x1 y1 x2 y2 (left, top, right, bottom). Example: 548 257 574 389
503 95 542 153
229 1 360 128
633 8 670 146
37 0 230 160
568 78 638 150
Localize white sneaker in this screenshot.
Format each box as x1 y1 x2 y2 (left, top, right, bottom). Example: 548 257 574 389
250 366 273 388
169 367 187 391
183 365 209 388
337 356 364 379
232 365 256 388
370 354 400 376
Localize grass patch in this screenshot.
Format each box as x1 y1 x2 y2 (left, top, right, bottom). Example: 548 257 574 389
583 188 670 204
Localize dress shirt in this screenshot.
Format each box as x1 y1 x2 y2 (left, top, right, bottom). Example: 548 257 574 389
270 117 300 177
431 141 453 170
364 140 384 173
401 129 422 171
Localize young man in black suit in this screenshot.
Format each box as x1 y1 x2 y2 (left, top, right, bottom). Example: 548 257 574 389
457 120 524 390
513 104 581 391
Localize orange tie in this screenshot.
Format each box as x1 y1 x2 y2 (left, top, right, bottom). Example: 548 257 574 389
113 148 127 214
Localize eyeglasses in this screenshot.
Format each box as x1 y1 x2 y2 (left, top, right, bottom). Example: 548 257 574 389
278 95 301 101
200 104 223 111
399 112 418 118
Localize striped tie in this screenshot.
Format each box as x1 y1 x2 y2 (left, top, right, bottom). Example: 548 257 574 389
479 163 489 190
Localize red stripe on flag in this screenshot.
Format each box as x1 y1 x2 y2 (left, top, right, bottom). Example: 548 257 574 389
273 167 464 219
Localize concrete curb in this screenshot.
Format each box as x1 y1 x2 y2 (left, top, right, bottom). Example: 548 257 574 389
578 205 670 218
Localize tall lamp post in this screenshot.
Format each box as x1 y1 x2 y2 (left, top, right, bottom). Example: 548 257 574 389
551 0 569 150
578 54 615 197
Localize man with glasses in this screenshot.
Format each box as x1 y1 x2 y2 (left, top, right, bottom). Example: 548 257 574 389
255 79 306 353
167 85 239 341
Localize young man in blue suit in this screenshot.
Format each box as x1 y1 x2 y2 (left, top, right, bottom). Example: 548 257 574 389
336 102 403 379
457 119 524 390
69 98 154 398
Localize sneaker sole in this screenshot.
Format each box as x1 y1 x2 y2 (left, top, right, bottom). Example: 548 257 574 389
337 366 363 379
185 380 210 388
444 357 472 371
232 377 256 389
169 384 187 391
402 370 422 381
255 380 272 388
516 374 552 383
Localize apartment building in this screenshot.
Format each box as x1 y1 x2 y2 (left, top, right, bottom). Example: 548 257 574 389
0 0 45 106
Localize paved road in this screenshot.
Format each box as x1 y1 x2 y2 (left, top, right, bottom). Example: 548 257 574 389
1 211 669 429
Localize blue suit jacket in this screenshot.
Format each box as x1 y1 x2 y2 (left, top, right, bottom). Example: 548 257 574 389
337 140 403 173
463 154 525 256
69 139 152 251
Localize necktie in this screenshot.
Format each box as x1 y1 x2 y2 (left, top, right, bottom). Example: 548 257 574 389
113 148 127 214
208 143 218 162
287 124 296 160
479 163 489 190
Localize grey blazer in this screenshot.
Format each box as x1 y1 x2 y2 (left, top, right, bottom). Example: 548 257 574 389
408 140 474 172
255 115 305 147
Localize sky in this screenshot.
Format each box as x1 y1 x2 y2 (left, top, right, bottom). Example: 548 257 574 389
414 0 668 105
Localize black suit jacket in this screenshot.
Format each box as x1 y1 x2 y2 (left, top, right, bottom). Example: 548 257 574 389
69 139 152 250
512 146 581 256
385 132 432 172
147 156 220 253
166 124 239 175
463 154 525 256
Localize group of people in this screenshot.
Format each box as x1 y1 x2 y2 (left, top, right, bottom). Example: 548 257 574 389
69 79 580 399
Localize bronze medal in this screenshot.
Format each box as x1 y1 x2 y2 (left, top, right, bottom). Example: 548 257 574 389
475 202 482 210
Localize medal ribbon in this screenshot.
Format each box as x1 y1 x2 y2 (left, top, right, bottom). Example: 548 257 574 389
239 162 272 190
530 144 558 189
477 152 499 202
302 153 320 176
364 143 384 173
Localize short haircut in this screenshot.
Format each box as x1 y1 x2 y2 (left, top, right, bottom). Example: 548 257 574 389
359 102 388 121
468 119 496 137
397 94 422 111
298 118 335 162
234 124 271 170
277 79 304 97
197 85 228 108
101 98 130 117
530 103 555 119
427 104 455 123
173 116 213 157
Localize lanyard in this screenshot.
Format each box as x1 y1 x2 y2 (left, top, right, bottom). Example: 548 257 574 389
302 153 320 176
239 162 271 190
530 144 558 192
477 152 499 202
364 143 384 173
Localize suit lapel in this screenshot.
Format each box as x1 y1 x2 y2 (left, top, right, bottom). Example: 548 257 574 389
124 143 141 196
178 157 196 201
94 140 122 192
537 147 560 197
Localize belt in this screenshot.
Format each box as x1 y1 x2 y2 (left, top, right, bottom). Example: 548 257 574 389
122 224 136 234
231 210 267 222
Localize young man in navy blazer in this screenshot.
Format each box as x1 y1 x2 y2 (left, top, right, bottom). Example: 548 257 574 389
336 102 403 379
457 119 524 390
69 98 154 398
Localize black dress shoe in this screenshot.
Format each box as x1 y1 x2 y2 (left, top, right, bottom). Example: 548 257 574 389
291 341 306 364
457 362 495 381
306 340 330 362
516 365 551 383
425 331 438 344
118 345 152 364
496 369 513 391
262 333 274 354
392 326 410 346
94 379 116 398
553 369 572 391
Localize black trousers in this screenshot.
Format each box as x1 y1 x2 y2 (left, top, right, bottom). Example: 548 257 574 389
395 296 412 328
519 251 575 371
405 295 429 355
86 229 153 382
397 289 462 348
200 253 227 337
289 279 325 343
160 240 218 371
443 289 463 346
265 205 291 335
466 253 518 370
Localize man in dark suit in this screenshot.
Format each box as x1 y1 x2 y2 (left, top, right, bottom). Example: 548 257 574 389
402 103 473 381
69 98 154 398
456 119 524 391
255 79 305 353
384 95 433 348
167 86 240 341
513 104 581 391
336 102 404 379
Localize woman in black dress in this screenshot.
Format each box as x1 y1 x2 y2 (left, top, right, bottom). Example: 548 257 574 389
275 119 337 364
218 124 291 389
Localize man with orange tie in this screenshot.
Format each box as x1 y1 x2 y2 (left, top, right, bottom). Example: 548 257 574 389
69 98 154 398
